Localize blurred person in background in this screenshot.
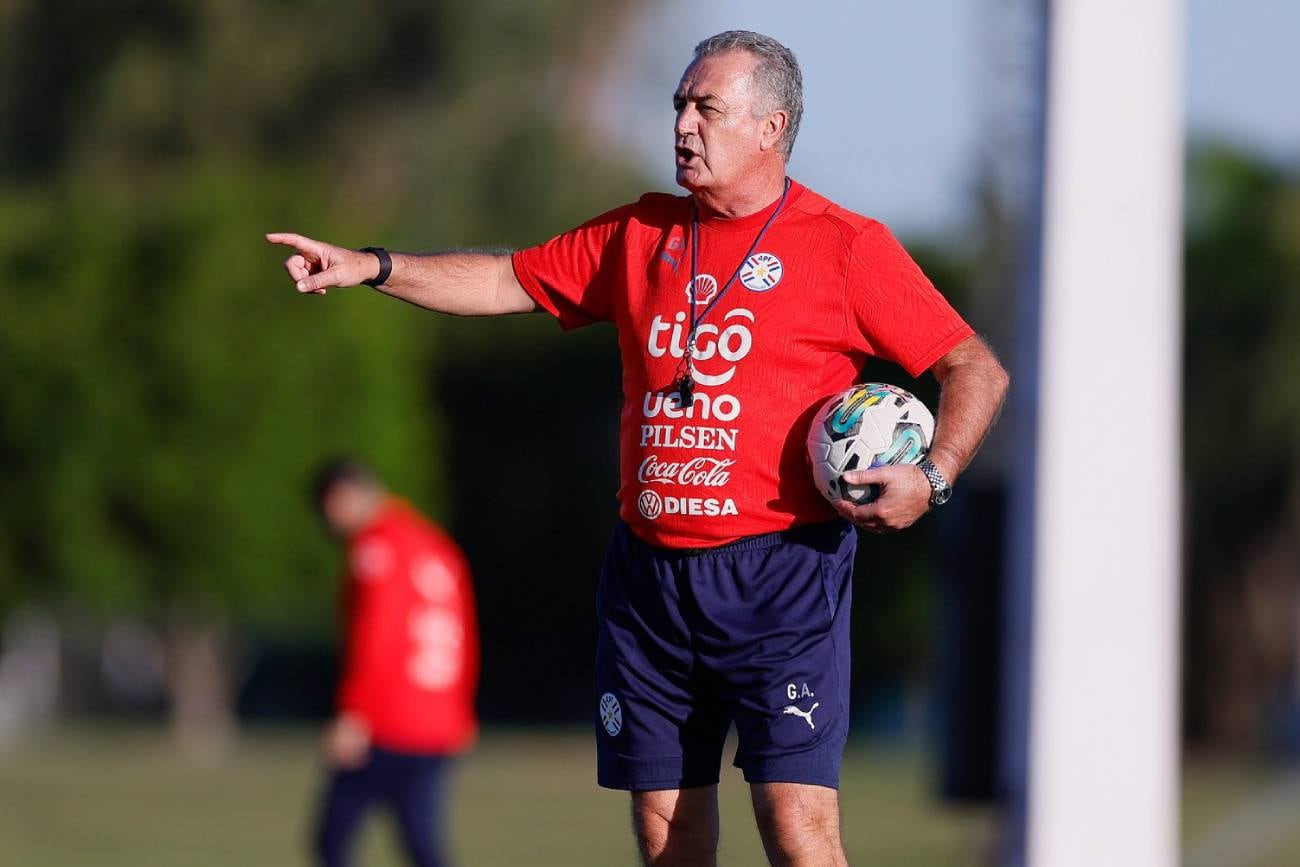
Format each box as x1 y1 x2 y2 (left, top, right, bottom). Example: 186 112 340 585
273 30 1005 867
311 458 478 867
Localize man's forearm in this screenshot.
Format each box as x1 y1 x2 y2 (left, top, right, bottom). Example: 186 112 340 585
267 232 541 314
927 339 1010 484
375 251 537 316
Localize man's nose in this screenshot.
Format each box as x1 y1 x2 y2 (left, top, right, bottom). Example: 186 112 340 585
675 107 696 137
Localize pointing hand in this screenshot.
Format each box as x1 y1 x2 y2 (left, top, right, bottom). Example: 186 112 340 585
265 233 380 294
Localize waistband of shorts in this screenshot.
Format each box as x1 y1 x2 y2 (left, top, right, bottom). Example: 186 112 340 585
619 519 849 558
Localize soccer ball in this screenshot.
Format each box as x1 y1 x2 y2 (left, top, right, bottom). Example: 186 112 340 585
806 383 935 505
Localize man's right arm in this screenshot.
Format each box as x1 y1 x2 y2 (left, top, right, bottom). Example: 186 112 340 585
265 233 538 316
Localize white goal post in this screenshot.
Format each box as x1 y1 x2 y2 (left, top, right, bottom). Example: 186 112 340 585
1028 1 1184 866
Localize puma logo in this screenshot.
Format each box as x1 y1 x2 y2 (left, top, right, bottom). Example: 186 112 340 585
783 702 820 730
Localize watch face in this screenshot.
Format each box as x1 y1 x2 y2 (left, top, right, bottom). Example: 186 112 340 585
932 487 952 506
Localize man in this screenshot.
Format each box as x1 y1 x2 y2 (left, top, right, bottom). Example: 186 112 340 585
272 31 1007 867
311 459 478 867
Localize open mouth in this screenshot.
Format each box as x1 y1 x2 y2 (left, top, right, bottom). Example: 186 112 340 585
675 145 698 165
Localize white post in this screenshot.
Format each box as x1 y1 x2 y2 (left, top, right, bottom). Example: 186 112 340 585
1029 1 1183 866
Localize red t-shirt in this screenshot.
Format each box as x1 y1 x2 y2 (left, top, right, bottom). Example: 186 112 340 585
338 499 479 753
512 180 973 548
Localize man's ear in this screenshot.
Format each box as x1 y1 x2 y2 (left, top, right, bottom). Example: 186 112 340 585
759 110 789 153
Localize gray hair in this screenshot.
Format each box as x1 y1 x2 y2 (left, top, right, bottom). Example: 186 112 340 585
693 30 804 159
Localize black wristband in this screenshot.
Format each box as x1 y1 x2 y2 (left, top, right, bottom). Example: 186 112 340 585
359 246 392 287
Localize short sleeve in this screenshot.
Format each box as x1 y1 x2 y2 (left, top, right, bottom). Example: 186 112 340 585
845 221 974 377
511 203 634 330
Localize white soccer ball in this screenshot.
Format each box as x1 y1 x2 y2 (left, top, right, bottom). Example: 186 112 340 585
806 383 935 505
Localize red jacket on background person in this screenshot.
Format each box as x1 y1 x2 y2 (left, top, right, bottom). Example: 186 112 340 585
338 498 478 754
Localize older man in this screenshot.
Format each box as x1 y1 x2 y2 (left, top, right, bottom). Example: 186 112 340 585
270 30 1007 867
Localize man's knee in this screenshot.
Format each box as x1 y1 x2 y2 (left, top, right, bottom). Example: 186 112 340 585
631 788 719 866
751 783 846 867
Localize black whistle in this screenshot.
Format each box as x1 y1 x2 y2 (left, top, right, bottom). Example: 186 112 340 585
678 374 694 408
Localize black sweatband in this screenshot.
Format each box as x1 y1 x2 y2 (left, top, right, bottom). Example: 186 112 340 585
359 246 392 287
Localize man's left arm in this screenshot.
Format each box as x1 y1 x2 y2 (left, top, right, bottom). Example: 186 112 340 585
834 335 1010 533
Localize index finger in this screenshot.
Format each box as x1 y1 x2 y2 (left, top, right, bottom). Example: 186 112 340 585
265 232 321 255
841 468 885 487
842 464 912 486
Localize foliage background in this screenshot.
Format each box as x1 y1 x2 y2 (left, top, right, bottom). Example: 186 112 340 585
0 0 1297 756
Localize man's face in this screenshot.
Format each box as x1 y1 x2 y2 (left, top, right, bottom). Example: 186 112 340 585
673 51 772 194
321 482 371 538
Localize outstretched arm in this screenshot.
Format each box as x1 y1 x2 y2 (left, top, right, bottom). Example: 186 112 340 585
836 335 1010 533
265 233 538 316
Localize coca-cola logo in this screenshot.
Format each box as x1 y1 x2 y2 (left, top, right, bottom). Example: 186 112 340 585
637 490 663 520
638 455 735 487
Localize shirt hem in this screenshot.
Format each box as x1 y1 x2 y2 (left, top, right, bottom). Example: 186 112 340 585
620 510 844 551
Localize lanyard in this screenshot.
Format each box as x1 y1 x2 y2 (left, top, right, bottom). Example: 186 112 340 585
677 177 792 407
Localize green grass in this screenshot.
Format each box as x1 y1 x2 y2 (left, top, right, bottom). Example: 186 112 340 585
0 727 1296 866
1180 756 1300 867
0 727 990 866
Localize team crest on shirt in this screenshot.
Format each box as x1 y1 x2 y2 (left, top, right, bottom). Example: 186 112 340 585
685 273 719 305
599 692 623 736
739 253 783 292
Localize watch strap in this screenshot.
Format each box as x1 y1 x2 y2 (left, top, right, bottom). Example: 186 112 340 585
918 457 952 506
359 246 392 287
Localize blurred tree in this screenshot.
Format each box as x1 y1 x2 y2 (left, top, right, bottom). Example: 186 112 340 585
0 169 440 746
1183 145 1300 749
0 0 1004 737
0 0 646 741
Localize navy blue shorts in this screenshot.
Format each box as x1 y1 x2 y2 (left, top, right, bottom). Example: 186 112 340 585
594 519 856 791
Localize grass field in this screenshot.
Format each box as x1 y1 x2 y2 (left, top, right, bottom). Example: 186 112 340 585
0 727 1296 866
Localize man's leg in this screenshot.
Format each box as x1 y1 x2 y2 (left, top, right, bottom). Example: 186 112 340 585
750 782 847 867
387 753 451 867
313 763 378 867
630 786 720 867
705 522 855 866
595 524 728 862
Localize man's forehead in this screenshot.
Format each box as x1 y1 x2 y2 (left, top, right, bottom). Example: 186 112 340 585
675 52 756 98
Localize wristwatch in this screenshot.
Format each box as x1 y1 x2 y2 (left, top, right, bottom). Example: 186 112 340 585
917 458 953 506
359 246 392 287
